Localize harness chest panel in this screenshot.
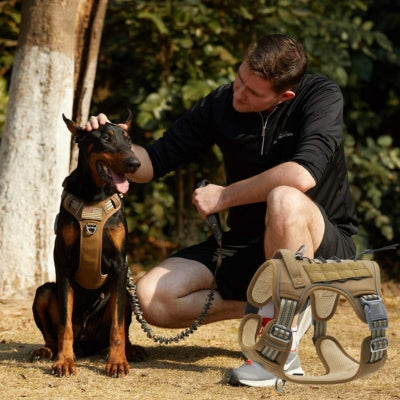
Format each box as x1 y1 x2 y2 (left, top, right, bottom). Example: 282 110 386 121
239 249 389 386
62 192 122 289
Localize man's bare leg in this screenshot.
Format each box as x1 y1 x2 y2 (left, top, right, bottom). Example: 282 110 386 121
135 187 324 331
264 186 325 259
263 186 325 329
135 257 246 328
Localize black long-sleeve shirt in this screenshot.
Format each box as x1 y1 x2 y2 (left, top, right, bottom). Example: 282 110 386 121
146 74 358 238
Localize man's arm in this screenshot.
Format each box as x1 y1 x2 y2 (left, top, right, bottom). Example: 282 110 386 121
192 161 316 218
128 144 154 183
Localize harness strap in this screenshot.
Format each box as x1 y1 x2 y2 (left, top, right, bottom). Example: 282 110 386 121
275 249 305 289
62 191 123 289
256 298 297 361
360 294 389 362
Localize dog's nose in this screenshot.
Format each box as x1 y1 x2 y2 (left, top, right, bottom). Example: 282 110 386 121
125 157 141 171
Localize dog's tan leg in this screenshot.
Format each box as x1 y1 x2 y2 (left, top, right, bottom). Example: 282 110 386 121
105 291 129 377
52 285 76 376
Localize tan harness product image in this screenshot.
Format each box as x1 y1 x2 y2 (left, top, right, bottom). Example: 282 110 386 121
239 248 389 387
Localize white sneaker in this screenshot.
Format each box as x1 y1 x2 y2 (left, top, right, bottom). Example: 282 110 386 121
229 303 312 387
297 301 312 338
228 348 304 387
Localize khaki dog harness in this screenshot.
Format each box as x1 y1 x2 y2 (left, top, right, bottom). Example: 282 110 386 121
239 249 388 387
62 192 123 290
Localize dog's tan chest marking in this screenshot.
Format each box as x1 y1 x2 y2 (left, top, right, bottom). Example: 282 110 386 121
61 224 79 247
106 222 126 251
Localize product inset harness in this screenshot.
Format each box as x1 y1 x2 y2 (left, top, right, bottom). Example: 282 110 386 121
239 248 389 387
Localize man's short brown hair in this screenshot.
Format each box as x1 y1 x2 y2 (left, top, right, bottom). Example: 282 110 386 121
244 34 308 93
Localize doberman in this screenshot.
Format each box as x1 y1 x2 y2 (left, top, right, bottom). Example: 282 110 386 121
31 112 147 377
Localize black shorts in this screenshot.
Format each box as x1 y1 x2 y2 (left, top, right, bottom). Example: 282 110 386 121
173 206 356 301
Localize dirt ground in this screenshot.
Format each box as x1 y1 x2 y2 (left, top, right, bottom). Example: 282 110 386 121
0 281 399 400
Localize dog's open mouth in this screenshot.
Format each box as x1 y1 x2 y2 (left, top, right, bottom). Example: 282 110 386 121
97 162 129 194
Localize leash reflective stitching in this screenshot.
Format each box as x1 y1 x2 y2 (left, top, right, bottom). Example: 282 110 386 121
127 179 223 344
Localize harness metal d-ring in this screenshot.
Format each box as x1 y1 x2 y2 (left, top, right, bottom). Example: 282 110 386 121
274 378 286 394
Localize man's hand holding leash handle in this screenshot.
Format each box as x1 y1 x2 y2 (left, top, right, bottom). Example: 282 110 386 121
196 180 223 244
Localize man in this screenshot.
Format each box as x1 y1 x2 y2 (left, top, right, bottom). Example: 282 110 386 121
84 34 358 386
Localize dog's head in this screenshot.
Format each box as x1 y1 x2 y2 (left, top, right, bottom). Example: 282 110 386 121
63 112 141 194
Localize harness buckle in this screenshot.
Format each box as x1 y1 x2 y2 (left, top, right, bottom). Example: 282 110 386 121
360 295 389 331
370 337 389 353
269 324 292 344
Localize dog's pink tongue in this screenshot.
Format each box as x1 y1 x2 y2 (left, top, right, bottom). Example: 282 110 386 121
110 170 129 194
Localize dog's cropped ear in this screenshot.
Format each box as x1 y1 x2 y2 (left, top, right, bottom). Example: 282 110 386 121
125 109 133 132
62 114 79 138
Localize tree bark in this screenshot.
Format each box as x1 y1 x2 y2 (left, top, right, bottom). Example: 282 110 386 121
70 0 108 170
0 0 107 299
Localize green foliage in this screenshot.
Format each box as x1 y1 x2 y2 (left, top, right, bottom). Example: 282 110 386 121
0 78 8 134
125 179 176 237
0 0 21 138
346 135 400 240
346 133 400 276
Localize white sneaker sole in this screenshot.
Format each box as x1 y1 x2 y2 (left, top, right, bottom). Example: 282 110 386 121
231 355 305 388
234 368 304 387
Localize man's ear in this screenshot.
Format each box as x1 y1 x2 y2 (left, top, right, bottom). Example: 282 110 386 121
278 90 295 104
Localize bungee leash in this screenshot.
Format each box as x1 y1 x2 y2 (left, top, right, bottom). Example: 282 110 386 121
127 179 223 344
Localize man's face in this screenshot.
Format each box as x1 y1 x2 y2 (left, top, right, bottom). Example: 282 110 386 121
233 62 287 113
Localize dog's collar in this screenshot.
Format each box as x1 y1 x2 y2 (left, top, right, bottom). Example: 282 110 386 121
61 191 123 289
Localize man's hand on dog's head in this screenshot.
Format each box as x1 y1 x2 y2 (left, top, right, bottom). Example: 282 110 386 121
82 113 128 132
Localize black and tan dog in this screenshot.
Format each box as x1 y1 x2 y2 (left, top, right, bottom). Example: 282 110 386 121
31 113 147 377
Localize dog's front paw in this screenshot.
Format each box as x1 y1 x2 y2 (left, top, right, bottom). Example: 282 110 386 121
52 354 77 377
105 357 130 378
31 346 54 362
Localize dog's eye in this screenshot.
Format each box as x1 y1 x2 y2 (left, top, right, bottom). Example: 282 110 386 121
101 134 112 143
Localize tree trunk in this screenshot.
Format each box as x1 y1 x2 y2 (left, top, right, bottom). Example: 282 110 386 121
0 0 107 299
70 0 108 170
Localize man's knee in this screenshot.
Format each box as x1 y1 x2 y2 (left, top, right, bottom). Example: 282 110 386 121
265 186 325 252
266 186 306 224
135 272 162 325
135 266 182 327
